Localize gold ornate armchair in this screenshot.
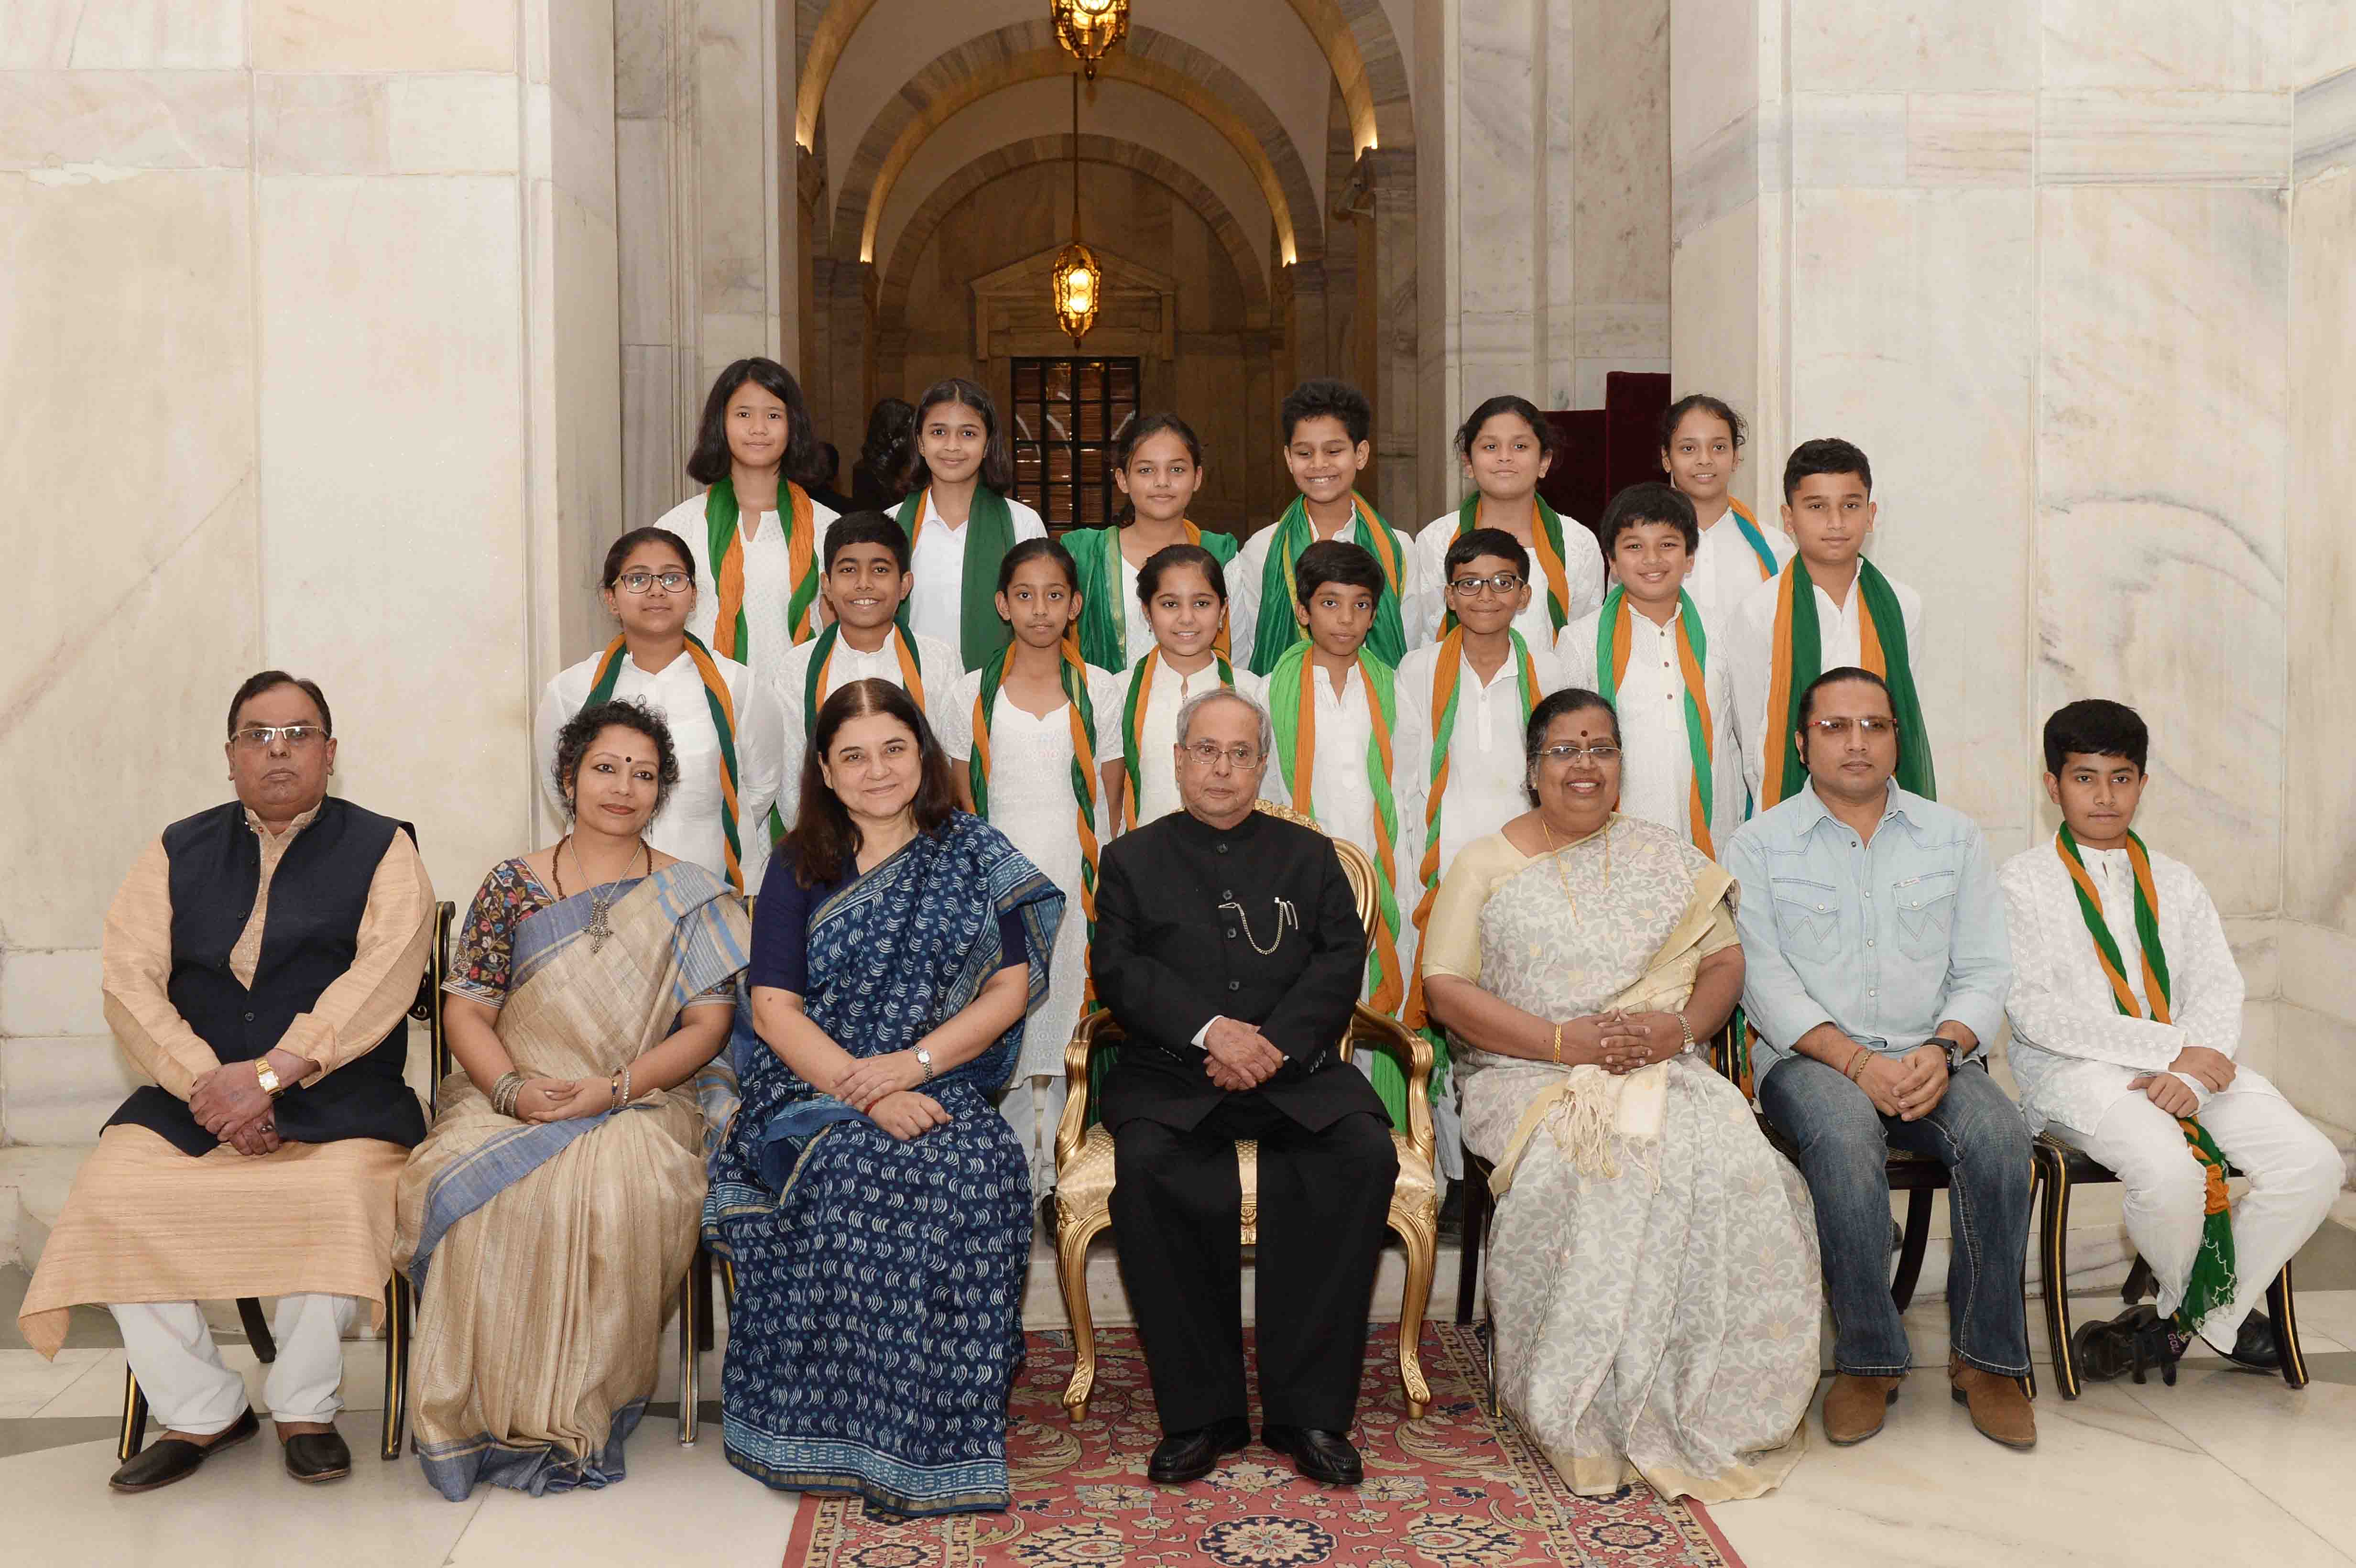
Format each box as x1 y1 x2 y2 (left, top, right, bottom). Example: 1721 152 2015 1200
1051 801 1440 1422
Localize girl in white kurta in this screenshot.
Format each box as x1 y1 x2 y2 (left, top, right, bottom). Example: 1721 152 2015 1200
939 539 1124 1198
534 527 786 892
1655 393 1792 637
1412 395 1605 652
1108 544 1284 833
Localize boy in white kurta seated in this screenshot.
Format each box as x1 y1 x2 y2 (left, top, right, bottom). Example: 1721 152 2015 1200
2000 698 2340 1375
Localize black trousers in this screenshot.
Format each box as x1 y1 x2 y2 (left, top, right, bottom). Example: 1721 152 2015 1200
1109 1095 1397 1434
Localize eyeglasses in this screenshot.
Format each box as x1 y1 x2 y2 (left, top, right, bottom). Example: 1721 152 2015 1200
1181 741 1264 771
230 725 327 751
1537 742 1621 764
1804 717 1898 738
616 571 692 595
1447 572 1526 598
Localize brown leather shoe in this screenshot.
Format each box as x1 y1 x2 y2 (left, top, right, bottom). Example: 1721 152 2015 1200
1822 1373 1902 1445
1949 1357 2036 1449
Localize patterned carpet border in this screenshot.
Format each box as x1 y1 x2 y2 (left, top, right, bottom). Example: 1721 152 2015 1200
782 1321 1744 1568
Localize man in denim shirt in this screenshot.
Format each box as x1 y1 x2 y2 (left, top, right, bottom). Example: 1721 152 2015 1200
1724 668 2032 1452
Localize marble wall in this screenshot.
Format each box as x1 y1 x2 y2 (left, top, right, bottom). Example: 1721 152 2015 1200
0 1 622 1145
1670 0 2352 1135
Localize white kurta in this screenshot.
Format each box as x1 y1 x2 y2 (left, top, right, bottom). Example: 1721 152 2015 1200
823 491 1046 654
657 489 840 679
1685 509 1793 637
1285 661 1428 998
936 664 1126 1196
1118 659 1282 830
1557 603 1742 852
771 630 962 826
1393 639 1564 878
1232 502 1435 665
534 645 786 889
1412 507 1606 650
1724 561 1923 799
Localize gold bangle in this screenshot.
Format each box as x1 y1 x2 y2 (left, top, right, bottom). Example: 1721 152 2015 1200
1551 1022 1565 1065
1846 1046 1872 1082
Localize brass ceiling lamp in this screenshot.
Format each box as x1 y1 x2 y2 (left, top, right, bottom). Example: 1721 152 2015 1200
1049 68 1102 345
1050 0 1129 79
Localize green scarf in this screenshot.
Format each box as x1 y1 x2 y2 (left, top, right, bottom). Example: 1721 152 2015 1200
1766 555 1935 804
1069 524 1240 671
583 633 747 890
2054 826 2237 1335
1248 493 1408 675
895 485 1016 671
1593 587 1718 854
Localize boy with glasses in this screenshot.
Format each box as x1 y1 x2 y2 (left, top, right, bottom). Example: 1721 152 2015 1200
1559 483 1738 855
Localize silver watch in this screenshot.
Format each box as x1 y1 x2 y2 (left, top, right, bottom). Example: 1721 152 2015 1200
915 1047 934 1084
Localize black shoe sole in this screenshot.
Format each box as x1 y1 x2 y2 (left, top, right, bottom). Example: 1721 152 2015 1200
109 1414 260 1493
1262 1431 1362 1486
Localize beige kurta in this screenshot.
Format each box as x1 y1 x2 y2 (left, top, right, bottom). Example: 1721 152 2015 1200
18 803 435 1359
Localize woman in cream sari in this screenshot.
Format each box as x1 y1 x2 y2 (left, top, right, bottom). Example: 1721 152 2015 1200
1422 689 1819 1502
394 699 750 1499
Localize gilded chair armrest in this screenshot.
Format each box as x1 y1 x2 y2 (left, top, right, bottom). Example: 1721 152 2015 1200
1348 1005 1435 1169
1057 1011 1121 1172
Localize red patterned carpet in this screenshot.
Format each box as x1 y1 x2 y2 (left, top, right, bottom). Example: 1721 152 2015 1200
783 1322 1745 1567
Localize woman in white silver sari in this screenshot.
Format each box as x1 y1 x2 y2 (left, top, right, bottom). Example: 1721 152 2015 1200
1422 689 1819 1502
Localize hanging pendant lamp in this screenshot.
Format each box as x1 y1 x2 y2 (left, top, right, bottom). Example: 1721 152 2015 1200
1050 69 1102 345
1050 0 1129 80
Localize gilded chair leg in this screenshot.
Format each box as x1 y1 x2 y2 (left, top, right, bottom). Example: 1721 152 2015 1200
1392 1211 1435 1421
2041 1151 2081 1401
381 1274 411 1460
1890 1188 1933 1312
119 1367 149 1462
1058 1212 1108 1421
2269 1263 2308 1390
679 1270 699 1445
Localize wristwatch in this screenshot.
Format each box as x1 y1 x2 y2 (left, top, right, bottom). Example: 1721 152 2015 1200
915 1048 935 1085
1937 1036 1971 1073
254 1059 284 1097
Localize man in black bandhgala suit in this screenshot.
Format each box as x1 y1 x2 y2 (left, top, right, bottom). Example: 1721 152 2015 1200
1091 686 1398 1487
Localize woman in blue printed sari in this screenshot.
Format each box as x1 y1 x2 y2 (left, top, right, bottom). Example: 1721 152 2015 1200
707 677 1062 1519
393 700 750 1500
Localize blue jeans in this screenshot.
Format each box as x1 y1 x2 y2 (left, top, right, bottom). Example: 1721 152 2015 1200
1759 1055 2032 1378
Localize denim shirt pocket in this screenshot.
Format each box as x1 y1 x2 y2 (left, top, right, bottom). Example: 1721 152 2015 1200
1770 876 1842 964
1893 868 1958 960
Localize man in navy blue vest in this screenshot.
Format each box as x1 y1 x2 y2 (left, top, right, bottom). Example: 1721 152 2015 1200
18 672 435 1493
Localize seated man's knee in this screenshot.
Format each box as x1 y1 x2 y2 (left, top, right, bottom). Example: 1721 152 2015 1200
2265 1117 2347 1210
1760 1063 1885 1172
1328 1113 1398 1182
1113 1124 1231 1220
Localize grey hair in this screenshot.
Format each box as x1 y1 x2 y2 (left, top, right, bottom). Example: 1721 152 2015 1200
1174 686 1274 761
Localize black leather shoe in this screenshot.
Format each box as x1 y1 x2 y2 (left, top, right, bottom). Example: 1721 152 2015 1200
2222 1311 2283 1372
1261 1425 1363 1485
282 1426 352 1483
109 1406 259 1493
1146 1416 1251 1484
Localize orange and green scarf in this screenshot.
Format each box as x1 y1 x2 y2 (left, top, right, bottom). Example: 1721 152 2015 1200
1442 493 1576 634
1249 492 1408 675
1760 556 1934 808
1724 496 1781 580
971 644 1102 1003
583 633 746 892
2055 826 2237 1333
1069 523 1239 670
801 621 927 740
896 485 1017 672
1594 587 1718 856
705 478 820 656
1117 647 1236 832
1266 642 1411 1121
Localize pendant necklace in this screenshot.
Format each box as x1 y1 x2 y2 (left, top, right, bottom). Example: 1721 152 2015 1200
1540 814 1612 921
552 833 650 953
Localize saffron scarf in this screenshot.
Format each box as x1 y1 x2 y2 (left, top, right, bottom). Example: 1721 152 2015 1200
1069 523 1239 670
1248 492 1408 675
1724 497 1781 580
2054 826 2237 1332
1760 555 1934 808
705 478 821 656
1265 642 1406 1022
583 634 746 892
1118 647 1235 833
800 621 927 740
969 645 1102 1002
896 485 1017 672
1442 492 1576 633
1593 587 1718 857
1403 627 1539 1035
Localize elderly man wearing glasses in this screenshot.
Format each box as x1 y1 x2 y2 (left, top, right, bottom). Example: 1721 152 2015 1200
1723 667 2032 1453
1091 687 1396 1490
19 671 435 1493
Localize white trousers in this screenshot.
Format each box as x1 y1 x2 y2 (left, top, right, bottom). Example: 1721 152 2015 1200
109 1294 359 1434
2051 1088 2341 1351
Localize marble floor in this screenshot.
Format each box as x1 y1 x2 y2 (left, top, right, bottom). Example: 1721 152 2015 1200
5 1211 2356 1568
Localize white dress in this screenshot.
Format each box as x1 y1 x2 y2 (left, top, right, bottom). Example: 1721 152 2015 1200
657 488 840 679
937 664 1126 1197
1412 505 1606 649
1117 659 1285 830
533 645 786 890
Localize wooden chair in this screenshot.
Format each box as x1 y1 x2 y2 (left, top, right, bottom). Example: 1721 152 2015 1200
1051 800 1440 1422
2032 1132 2307 1398
119 899 453 1465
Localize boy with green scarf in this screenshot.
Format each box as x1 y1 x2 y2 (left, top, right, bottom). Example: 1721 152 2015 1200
2000 698 2337 1377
